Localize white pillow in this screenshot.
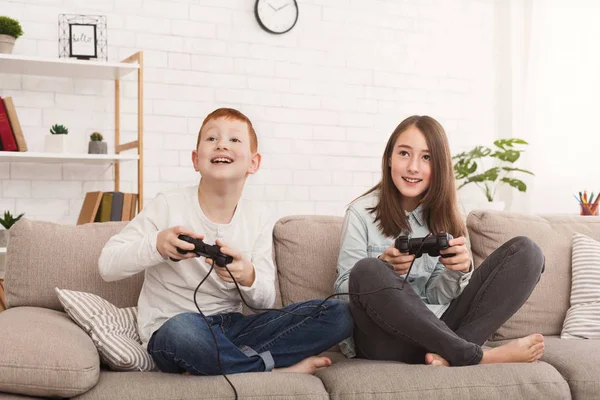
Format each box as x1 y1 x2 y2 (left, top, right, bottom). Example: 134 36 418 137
55 288 156 371
561 233 600 339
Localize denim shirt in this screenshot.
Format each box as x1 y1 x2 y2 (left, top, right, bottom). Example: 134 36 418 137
334 191 473 358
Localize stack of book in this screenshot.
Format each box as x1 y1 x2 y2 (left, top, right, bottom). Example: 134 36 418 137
77 192 138 225
0 96 27 152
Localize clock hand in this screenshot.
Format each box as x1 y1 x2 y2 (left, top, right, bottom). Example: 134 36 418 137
267 1 277 11
276 3 291 11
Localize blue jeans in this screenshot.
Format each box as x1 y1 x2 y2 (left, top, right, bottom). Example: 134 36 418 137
147 299 353 375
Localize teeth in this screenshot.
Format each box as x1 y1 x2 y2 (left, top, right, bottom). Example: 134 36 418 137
403 177 421 183
212 158 232 163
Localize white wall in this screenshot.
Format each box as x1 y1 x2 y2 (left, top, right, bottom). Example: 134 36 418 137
0 0 501 223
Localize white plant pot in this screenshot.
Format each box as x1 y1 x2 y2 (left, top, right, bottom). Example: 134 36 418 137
0 34 15 54
0 230 7 248
45 134 74 153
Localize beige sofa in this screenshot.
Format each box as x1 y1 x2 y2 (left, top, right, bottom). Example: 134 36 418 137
0 210 599 399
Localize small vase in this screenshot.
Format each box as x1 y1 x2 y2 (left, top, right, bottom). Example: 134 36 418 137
0 34 15 54
88 141 107 154
45 134 71 153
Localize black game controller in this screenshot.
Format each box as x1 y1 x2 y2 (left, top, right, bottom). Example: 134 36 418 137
170 234 233 267
395 232 455 258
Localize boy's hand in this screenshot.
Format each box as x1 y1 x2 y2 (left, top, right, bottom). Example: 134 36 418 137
207 239 255 287
439 236 471 273
157 226 204 261
378 245 416 275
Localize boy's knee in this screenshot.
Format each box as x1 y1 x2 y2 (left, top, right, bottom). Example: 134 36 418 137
156 312 211 351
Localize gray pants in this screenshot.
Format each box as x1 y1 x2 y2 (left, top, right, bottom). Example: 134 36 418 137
348 236 545 366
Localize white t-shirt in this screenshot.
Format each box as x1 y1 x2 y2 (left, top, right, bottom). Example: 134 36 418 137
98 185 276 345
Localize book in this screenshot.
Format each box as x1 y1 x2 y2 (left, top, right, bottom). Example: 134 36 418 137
77 191 104 225
121 193 133 221
2 97 27 152
0 97 18 151
129 194 138 219
95 192 114 222
110 192 124 221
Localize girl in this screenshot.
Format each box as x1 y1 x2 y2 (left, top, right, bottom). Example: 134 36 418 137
334 115 545 367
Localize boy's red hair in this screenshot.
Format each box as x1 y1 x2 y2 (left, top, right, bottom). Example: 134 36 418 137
196 108 258 153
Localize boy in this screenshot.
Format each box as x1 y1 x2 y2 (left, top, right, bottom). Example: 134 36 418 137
98 108 352 375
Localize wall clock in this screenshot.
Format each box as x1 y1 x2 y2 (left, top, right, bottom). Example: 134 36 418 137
255 0 299 35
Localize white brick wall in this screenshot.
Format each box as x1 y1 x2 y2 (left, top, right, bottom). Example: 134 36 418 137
0 0 500 224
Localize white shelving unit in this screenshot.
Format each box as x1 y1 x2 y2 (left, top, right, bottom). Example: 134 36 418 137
0 51 145 211
0 248 6 254
0 54 139 80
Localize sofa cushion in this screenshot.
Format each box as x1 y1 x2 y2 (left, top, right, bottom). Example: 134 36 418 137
316 358 570 400
55 288 156 372
561 233 600 339
467 210 600 340
72 370 329 400
5 219 143 311
541 336 600 399
273 215 344 305
0 307 99 398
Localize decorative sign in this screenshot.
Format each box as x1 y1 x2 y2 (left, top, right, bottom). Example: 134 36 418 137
69 24 97 59
59 14 107 61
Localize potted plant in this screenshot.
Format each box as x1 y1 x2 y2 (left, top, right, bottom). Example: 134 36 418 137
88 132 107 154
44 123 72 153
0 16 24 54
0 211 24 247
453 138 534 211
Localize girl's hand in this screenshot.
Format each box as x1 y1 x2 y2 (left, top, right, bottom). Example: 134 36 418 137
379 245 416 275
207 239 255 287
439 236 471 273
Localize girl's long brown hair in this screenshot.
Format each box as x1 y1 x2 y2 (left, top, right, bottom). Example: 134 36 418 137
362 115 466 238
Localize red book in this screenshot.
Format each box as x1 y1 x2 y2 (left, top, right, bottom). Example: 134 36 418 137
0 97 18 151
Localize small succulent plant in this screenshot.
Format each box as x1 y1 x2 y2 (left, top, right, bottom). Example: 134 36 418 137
0 211 24 230
90 132 104 141
50 124 69 135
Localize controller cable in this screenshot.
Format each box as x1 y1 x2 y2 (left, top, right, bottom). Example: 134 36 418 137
190 235 432 399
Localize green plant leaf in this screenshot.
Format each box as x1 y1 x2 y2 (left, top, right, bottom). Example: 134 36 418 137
0 16 24 39
502 167 534 175
492 149 521 163
501 177 527 192
464 167 499 183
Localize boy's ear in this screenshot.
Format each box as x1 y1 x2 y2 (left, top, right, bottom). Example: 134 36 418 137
192 150 199 171
247 152 261 175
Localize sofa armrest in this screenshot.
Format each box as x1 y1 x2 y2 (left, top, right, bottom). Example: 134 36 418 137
0 307 100 398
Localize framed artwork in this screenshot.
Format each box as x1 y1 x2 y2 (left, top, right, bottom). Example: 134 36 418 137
59 14 107 61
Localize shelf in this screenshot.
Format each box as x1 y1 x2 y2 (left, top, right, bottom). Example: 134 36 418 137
0 151 138 164
0 54 139 80
0 247 5 253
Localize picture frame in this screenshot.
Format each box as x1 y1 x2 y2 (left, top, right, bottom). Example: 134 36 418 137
69 23 97 59
59 14 107 61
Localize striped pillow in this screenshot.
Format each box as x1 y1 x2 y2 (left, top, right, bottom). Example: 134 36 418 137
55 288 156 371
561 233 600 339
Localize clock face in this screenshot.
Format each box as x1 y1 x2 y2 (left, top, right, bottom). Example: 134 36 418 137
255 0 299 34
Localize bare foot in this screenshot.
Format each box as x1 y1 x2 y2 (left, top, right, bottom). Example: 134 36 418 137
273 356 332 374
481 333 544 364
425 353 450 366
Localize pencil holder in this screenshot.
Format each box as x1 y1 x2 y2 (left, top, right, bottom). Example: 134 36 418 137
580 203 599 216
